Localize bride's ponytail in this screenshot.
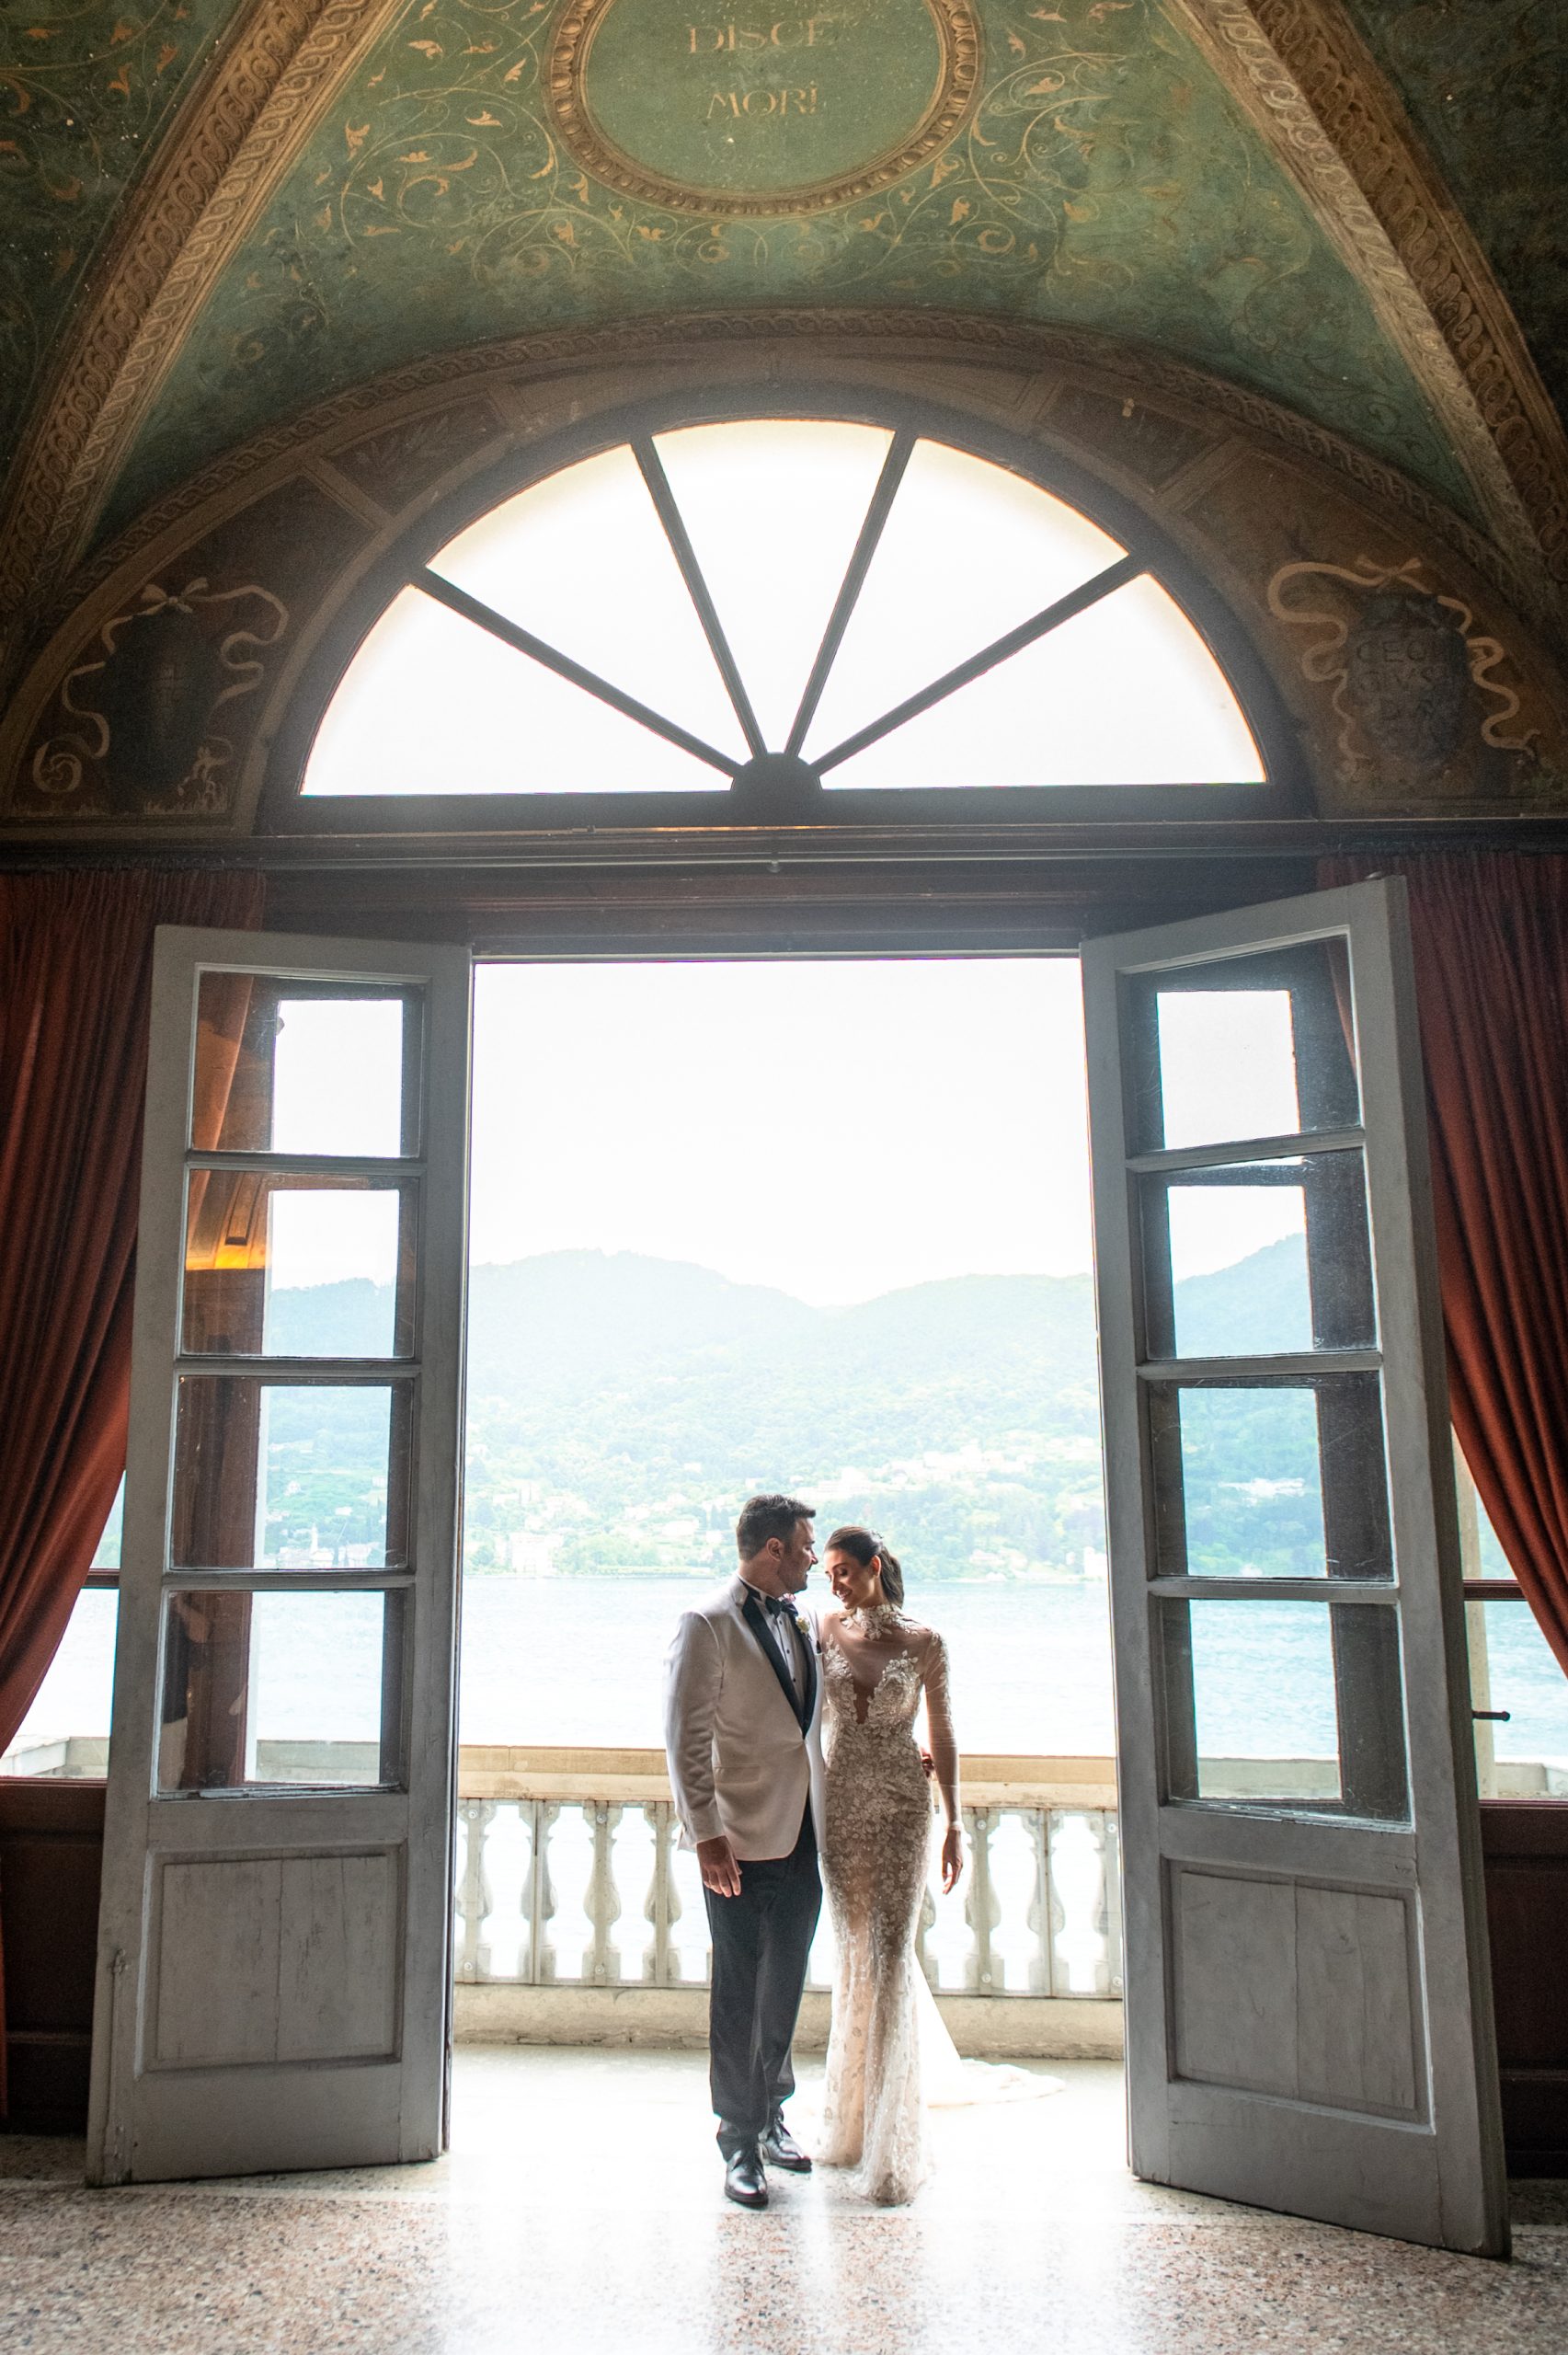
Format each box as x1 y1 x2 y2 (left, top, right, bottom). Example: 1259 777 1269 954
828 1523 904 1607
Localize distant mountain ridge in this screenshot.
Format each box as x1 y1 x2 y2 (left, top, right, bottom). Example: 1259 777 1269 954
265 1237 1317 1580
269 1233 1309 1385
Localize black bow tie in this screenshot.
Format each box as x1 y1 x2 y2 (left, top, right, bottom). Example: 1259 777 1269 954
763 1594 795 1617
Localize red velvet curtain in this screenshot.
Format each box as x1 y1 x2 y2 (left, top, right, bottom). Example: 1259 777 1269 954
1320 853 1568 1675
0 869 265 1756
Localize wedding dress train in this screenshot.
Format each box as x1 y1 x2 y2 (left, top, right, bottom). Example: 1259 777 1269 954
815 1603 1059 2206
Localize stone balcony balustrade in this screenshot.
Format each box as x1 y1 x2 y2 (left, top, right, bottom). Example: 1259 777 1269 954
452 1748 1126 2057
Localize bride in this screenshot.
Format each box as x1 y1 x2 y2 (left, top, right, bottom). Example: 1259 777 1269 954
815 1523 966 2206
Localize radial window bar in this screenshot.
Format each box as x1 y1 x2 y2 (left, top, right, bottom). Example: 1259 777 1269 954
414 569 740 779
406 445 1156 798
300 424 1272 799
631 438 764 760
784 429 914 758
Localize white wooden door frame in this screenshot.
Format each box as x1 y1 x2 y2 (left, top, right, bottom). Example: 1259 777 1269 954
1082 878 1508 2256
87 926 471 2184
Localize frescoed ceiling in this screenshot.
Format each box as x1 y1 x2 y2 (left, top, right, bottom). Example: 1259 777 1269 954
0 0 1565 642
98 0 1470 539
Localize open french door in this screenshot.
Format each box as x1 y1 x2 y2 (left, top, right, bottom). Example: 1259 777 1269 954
87 927 471 2183
1082 879 1508 2255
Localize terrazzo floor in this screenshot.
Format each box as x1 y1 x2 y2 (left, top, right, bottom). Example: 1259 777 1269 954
1 2047 1565 2354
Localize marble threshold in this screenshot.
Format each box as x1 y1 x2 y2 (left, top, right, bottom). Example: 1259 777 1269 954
453 1982 1126 2057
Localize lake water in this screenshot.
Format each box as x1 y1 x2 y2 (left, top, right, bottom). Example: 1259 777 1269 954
10 1573 1568 1772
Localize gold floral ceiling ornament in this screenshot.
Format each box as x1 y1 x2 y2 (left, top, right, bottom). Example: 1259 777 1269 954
546 0 981 217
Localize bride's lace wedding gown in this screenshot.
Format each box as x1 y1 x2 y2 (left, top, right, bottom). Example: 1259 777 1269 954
817 1601 958 2205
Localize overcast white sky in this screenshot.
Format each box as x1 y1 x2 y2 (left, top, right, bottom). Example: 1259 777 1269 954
468 959 1091 1304
466 959 1299 1304
263 959 1300 1301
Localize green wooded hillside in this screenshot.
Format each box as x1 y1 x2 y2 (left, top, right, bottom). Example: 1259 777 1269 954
261 1238 1326 1579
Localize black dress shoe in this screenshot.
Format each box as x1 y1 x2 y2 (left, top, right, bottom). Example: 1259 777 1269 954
760 2114 812 2173
724 2146 769 2208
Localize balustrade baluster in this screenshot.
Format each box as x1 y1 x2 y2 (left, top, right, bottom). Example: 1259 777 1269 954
532 1798 562 1982
587 1801 624 1984
454 1798 495 1983
1044 1807 1067 1999
986 1809 1040 1993
1092 1809 1116 1996
611 1806 654 1982
1024 1809 1052 1996
1048 1809 1109 1994
644 1802 673 1985
475 1801 535 1981
1086 1809 1111 1998
965 1805 999 1993
503 1800 537 1984
668 1839 712 1986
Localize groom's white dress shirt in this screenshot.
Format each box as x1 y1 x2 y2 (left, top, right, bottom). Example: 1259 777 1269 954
663 1574 826 1861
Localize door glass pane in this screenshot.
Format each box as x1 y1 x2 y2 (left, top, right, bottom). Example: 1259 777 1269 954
157 1589 402 1791
1145 1152 1374 1357
193 975 416 1156
1176 1598 1344 1801
1158 987 1298 1146
182 1175 413 1357
1151 1378 1392 1581
170 1379 407 1568
1162 1595 1408 1817
1156 1386 1325 1579
1131 938 1359 1154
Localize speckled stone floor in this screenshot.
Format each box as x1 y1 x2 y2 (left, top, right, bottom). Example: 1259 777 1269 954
1 2049 1564 2354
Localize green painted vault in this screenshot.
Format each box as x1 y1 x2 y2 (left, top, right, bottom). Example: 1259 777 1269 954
64 0 1475 546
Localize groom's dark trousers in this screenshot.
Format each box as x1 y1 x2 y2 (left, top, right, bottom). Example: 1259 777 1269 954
704 1800 821 2157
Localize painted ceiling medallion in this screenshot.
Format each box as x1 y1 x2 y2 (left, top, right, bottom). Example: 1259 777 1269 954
546 0 981 216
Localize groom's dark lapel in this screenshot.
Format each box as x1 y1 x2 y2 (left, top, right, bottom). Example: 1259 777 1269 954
739 1588 809 1732
798 1613 817 1728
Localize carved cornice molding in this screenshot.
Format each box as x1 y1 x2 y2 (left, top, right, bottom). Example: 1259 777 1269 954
0 0 394 630
48 308 1539 625
1164 0 1568 619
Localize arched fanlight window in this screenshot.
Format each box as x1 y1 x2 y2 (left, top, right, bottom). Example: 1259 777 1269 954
300 419 1272 813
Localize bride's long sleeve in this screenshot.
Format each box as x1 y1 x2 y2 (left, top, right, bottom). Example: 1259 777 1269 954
922 1634 959 1826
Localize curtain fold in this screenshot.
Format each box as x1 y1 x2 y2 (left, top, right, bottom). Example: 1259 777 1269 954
1319 853 1568 1676
0 869 265 1760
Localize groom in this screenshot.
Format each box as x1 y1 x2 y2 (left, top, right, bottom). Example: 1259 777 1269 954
663 1494 825 2210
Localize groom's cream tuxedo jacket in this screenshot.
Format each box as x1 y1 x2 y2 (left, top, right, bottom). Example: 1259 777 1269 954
663 1575 826 1862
